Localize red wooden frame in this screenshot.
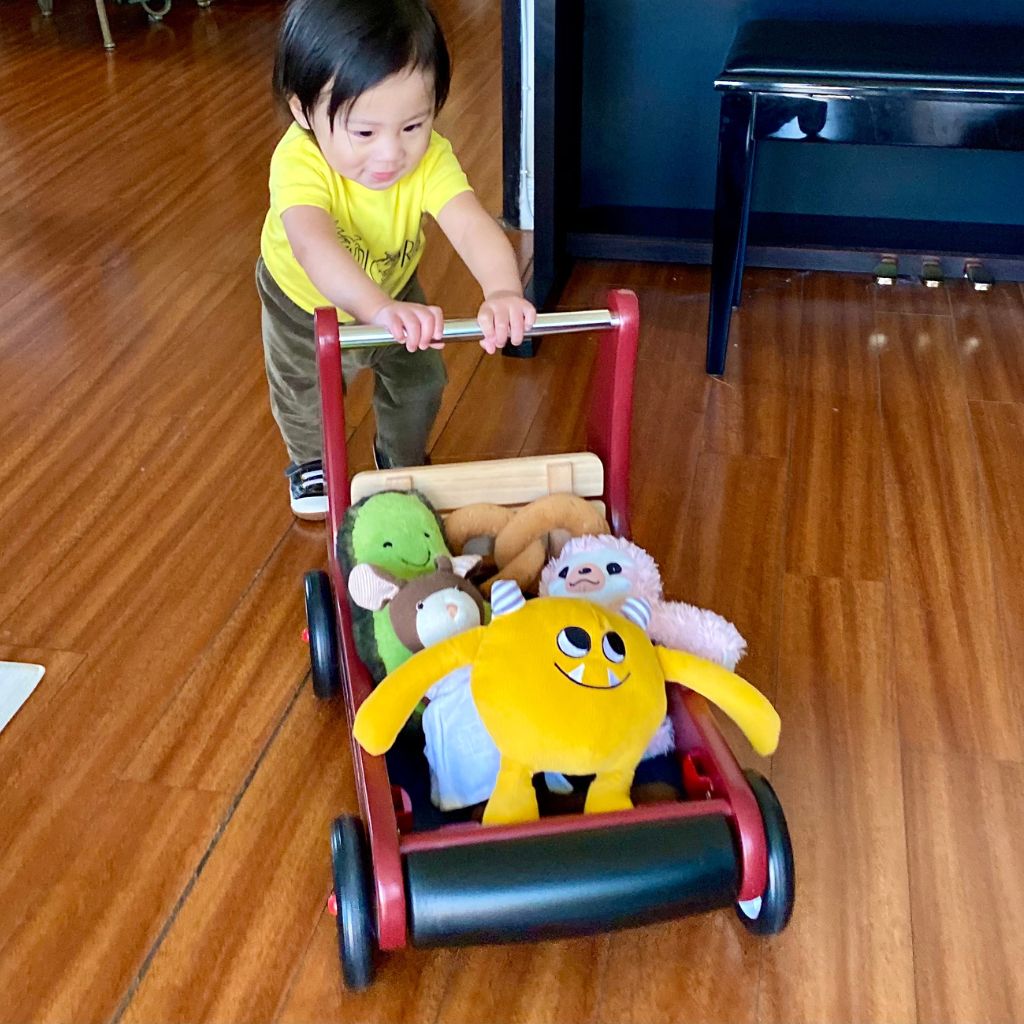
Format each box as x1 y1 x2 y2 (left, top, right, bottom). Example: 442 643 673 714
313 290 767 952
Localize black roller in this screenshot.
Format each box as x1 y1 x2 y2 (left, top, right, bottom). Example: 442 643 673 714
405 814 738 947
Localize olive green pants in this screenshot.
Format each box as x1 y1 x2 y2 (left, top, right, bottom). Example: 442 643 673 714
256 257 447 467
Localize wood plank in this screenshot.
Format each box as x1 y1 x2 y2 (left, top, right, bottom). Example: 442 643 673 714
724 269 803 390
759 576 916 1024
120 689 352 1024
592 917 758 1024
784 395 886 581
904 751 1024 1024
0 778 225 1024
879 313 1024 760
668 454 787 705
120 525 323 793
351 452 603 507
949 279 1024 403
430 938 607 1024
970 400 1024 726
790 273 880 397
276 915 458 1024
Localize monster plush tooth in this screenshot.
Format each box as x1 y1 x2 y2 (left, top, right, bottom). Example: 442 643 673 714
567 664 586 684
607 667 624 689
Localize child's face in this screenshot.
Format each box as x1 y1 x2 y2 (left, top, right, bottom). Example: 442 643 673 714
291 68 436 190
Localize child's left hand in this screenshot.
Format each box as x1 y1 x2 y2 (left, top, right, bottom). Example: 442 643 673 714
477 293 537 354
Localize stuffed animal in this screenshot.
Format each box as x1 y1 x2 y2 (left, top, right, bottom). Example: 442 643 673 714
444 493 609 597
348 554 485 653
540 534 747 670
349 555 569 811
353 582 780 826
338 490 454 681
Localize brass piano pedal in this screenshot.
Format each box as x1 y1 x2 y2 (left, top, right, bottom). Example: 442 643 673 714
921 259 944 288
964 261 994 291
873 256 899 286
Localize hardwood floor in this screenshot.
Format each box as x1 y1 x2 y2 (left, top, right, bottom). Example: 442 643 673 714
2 2 1023 1022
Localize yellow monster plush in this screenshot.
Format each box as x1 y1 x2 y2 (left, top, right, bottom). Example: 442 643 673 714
353 581 780 826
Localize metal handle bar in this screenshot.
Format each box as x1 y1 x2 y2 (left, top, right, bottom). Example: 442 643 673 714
336 308 618 349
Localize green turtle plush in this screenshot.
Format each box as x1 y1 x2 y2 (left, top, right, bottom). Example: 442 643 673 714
338 490 455 681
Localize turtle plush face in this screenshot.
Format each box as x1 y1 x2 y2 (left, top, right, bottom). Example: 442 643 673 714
349 491 449 581
471 597 666 774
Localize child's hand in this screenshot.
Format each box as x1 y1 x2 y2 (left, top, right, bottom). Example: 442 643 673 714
477 292 537 354
371 301 445 353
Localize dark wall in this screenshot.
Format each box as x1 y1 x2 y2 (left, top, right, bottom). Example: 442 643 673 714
579 0 1024 225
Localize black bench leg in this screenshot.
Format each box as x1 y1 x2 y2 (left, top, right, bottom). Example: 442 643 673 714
732 128 757 309
707 91 754 376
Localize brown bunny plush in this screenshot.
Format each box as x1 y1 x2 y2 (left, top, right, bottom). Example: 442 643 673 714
444 493 609 597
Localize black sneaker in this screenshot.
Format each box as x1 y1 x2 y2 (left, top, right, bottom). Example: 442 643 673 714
285 459 327 520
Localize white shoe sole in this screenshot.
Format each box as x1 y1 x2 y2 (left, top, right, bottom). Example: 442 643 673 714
291 494 328 521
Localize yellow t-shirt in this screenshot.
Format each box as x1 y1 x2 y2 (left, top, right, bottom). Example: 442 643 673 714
260 125 472 317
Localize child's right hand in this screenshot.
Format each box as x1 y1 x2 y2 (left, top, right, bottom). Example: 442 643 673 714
371 301 445 353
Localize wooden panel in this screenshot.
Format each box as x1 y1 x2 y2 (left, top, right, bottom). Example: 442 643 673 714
784 395 885 581
904 752 1024 1024
790 273 880 397
351 452 604 508
970 401 1024 721
760 576 916 1024
668 454 787 703
724 269 803 390
879 313 1024 760
431 938 606 1024
703 382 790 459
0 779 225 1024
121 692 353 1024
950 279 1024 403
120 526 324 792
593 917 758 1024
276 915 458 1024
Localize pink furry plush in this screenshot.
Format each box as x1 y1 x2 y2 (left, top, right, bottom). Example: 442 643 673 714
540 534 747 669
540 535 747 759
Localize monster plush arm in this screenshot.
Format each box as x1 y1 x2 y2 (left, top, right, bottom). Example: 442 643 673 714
656 648 780 756
353 627 485 756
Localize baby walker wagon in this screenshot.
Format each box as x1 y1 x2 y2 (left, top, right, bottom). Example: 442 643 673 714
303 290 795 990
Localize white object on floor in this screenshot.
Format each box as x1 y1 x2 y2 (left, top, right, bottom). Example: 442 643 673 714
0 662 46 734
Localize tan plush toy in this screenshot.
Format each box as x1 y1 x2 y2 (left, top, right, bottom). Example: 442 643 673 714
444 493 609 597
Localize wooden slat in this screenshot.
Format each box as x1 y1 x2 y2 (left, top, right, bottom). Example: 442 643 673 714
970 400 1024 726
790 272 880 397
351 452 604 508
950 279 1024 403
760 576 916 1024
120 692 353 1024
593 918 758 1024
878 313 1024 760
784 395 886 581
904 751 1024 1024
120 526 324 792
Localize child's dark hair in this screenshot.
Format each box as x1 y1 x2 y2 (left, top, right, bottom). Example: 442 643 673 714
274 0 451 129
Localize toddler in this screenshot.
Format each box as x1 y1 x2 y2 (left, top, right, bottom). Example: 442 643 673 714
258 0 536 518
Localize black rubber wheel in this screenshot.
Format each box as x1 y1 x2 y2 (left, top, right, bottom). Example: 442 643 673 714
330 815 376 990
305 570 341 699
735 770 795 936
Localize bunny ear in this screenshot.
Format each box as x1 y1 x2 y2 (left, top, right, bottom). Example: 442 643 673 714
490 579 526 616
348 564 401 611
450 554 482 578
621 597 652 631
